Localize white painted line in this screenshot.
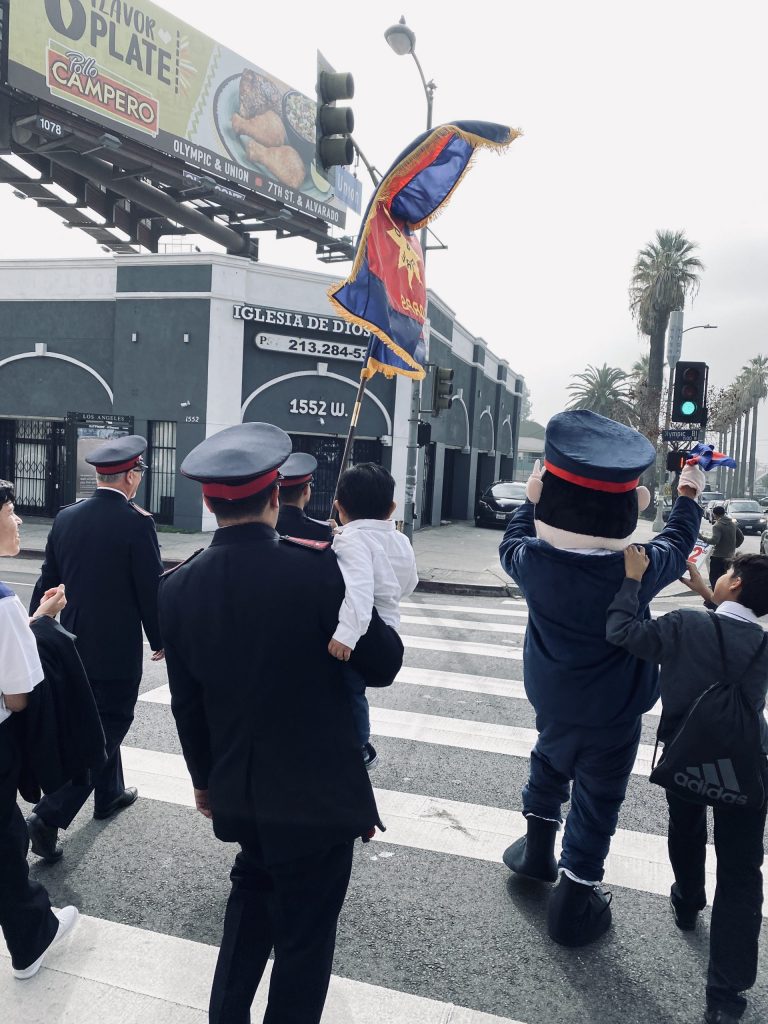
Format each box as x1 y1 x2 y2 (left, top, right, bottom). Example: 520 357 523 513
399 666 527 700
401 635 523 660
401 615 526 636
402 601 529 618
117 746 766 914
0 911 527 1024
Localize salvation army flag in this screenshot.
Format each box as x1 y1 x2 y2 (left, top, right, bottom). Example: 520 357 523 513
329 121 520 380
686 443 737 471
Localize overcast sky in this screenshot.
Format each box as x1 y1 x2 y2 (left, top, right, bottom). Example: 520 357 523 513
2 0 766 452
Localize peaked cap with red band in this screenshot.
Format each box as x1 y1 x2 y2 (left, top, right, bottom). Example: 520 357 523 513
181 422 291 501
544 410 655 492
279 452 317 489
85 434 148 475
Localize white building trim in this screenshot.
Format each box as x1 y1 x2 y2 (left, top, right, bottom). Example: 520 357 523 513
0 350 113 403
479 408 496 453
241 370 393 436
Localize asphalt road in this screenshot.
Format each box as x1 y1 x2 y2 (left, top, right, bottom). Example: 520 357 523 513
1 541 766 1024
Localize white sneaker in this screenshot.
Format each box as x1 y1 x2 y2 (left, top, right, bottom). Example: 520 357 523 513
13 906 80 979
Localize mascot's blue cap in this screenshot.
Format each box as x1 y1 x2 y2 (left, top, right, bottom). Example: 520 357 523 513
544 410 655 494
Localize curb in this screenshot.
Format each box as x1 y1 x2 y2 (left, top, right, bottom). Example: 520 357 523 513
18 549 520 598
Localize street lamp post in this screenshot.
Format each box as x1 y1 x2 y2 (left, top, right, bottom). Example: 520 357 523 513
385 16 436 540
652 320 718 532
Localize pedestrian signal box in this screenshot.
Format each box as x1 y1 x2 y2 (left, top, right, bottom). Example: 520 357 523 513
671 361 708 424
433 367 455 413
666 450 688 473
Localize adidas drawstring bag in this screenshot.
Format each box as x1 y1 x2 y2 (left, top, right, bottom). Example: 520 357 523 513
649 614 767 810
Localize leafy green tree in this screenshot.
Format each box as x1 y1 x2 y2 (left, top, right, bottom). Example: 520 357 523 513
567 364 636 425
629 230 704 446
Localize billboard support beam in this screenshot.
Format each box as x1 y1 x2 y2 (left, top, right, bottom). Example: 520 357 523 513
48 148 257 258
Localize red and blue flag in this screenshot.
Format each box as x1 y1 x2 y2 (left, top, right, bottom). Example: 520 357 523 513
329 121 520 380
686 443 737 471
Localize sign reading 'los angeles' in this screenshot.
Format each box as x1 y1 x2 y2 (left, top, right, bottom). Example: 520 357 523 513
6 1 351 226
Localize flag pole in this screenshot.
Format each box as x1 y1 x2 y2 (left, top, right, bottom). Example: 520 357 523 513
328 347 374 519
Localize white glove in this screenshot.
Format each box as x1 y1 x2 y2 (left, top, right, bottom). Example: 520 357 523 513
526 459 545 503
678 463 706 499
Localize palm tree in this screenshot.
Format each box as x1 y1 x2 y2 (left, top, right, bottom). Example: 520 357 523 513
567 364 636 425
629 230 704 447
630 354 650 384
742 355 768 495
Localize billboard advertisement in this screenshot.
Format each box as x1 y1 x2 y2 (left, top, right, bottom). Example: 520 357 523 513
6 0 348 226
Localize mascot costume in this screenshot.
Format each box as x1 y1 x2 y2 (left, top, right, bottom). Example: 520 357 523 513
499 409 704 946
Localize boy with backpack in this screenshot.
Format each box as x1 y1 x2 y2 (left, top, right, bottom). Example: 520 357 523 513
606 549 768 1024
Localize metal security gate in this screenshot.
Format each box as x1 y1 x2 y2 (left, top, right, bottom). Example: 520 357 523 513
146 420 177 524
288 435 382 520
0 418 67 516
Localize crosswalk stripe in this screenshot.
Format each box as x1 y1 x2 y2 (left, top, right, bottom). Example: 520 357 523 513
401 635 523 659
0 912 525 1024
401 615 527 636
402 601 529 618
118 746 768 914
135 690 656 778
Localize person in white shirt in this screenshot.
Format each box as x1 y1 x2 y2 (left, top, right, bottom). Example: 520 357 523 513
328 464 418 769
0 479 78 978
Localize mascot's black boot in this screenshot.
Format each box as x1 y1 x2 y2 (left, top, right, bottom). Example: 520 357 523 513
503 816 559 883
547 872 612 947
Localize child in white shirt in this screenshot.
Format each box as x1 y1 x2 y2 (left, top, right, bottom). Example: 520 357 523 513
328 463 418 768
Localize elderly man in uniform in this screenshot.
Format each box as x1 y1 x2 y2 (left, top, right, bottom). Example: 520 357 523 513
159 422 403 1024
275 452 333 542
26 435 164 863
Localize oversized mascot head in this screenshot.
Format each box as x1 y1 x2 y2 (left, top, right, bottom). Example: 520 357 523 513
527 410 656 551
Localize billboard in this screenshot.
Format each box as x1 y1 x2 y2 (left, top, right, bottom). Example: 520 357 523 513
6 0 348 226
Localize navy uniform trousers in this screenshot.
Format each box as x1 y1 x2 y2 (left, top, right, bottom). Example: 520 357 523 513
209 836 354 1024
522 715 642 881
0 721 58 969
34 676 139 828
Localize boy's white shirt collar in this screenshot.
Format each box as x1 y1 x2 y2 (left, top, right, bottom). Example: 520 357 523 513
337 519 395 534
716 600 760 625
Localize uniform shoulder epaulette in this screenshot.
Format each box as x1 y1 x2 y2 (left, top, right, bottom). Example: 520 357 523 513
160 548 205 578
59 498 86 510
130 502 153 517
280 535 331 552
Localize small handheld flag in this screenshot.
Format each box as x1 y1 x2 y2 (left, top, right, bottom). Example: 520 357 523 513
685 443 737 471
329 120 520 381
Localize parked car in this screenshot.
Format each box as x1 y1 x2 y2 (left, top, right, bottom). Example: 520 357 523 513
700 490 725 511
703 496 728 522
759 496 768 509
475 480 527 528
724 498 767 535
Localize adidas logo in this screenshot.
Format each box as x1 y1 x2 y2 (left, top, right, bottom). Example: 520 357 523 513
674 760 748 805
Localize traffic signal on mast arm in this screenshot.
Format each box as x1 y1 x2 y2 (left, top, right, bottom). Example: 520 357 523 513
433 367 455 413
671 361 708 424
316 52 355 170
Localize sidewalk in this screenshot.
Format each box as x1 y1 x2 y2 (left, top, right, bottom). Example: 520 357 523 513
18 516 689 598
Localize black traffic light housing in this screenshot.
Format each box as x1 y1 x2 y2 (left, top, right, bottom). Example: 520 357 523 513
316 53 355 171
433 367 455 413
671 361 708 424
666 450 688 473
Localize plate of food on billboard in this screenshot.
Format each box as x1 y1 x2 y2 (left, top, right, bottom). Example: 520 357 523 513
214 69 332 196
5 0 346 224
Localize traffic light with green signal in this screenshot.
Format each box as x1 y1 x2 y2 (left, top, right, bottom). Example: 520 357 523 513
671 361 708 424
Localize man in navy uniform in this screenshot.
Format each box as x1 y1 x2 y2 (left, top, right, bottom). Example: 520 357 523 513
159 423 402 1024
27 435 164 862
500 410 704 946
275 452 333 542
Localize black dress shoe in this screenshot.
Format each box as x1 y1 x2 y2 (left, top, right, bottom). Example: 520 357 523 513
93 787 139 820
704 1009 741 1024
26 813 63 863
670 882 705 931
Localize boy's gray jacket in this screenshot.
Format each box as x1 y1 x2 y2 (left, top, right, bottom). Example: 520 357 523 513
606 578 768 753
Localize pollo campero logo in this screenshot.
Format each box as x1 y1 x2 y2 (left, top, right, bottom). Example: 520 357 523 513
46 43 159 137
